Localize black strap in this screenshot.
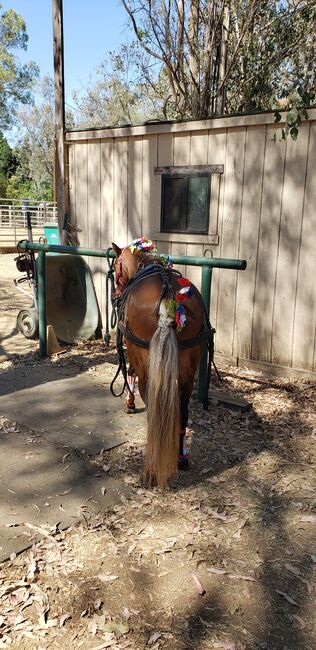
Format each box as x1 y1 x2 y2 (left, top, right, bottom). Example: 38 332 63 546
110 324 131 397
104 248 117 345
119 320 213 350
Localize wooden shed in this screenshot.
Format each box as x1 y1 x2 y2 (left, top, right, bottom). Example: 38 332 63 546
65 108 316 379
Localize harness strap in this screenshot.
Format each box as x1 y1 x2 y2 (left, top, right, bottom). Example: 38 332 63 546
119 320 213 350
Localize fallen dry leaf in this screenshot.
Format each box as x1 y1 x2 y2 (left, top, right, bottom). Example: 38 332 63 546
275 590 298 605
207 566 227 575
292 614 306 629
300 515 316 523
97 574 119 582
59 613 72 627
192 573 206 595
228 573 256 582
148 632 162 645
103 621 129 634
285 563 302 576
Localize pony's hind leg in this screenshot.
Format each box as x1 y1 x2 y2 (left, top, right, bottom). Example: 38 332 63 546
178 389 190 471
178 430 189 470
125 366 136 413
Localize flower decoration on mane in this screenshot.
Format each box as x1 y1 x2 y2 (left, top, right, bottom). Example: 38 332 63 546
129 237 156 254
128 237 173 269
166 277 193 332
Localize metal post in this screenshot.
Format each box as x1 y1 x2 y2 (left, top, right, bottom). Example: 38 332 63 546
198 266 212 407
37 250 47 357
12 204 16 245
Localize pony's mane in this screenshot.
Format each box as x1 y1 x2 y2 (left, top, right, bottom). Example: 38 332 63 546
134 248 164 267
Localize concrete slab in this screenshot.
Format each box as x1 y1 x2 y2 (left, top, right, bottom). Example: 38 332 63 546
0 426 129 562
0 363 147 562
0 364 144 454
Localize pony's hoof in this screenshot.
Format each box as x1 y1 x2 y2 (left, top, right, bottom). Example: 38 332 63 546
178 457 190 471
125 407 136 414
125 403 136 414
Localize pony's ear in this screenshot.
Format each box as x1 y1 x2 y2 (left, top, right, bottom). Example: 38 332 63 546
111 243 122 257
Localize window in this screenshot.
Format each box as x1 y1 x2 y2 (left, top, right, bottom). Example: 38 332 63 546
154 164 224 243
161 173 210 234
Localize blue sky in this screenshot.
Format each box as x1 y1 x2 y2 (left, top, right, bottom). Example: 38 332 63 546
2 1 128 103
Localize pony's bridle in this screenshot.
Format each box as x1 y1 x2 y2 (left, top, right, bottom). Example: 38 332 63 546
114 248 128 296
114 248 157 296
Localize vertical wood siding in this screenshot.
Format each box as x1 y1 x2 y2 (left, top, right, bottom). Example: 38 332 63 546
67 114 316 374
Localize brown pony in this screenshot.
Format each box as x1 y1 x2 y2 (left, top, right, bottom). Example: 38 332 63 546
112 242 211 487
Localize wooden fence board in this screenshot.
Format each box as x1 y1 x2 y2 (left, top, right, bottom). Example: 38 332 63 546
87 141 102 317
272 124 309 367
128 137 143 241
186 130 209 285
207 129 227 328
216 128 245 356
157 133 173 166
173 133 190 166
100 139 114 246
234 127 266 359
68 144 76 228
142 135 159 238
100 139 114 326
190 130 209 165
113 138 128 247
252 125 286 362
74 142 88 248
292 123 316 370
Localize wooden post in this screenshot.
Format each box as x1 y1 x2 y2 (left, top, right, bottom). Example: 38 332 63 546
52 0 67 237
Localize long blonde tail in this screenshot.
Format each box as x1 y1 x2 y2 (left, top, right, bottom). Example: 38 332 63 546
145 302 180 487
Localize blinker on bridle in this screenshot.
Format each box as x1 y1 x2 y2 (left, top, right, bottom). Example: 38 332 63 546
114 248 128 296
114 248 156 296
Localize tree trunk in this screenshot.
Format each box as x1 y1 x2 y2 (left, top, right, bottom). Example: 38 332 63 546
215 3 230 115
189 0 200 116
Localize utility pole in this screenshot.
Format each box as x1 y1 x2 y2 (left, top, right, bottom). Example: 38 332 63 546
52 0 66 236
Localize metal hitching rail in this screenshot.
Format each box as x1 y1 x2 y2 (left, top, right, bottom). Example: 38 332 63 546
17 240 247 406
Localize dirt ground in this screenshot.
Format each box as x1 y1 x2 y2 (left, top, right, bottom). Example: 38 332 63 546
0 253 315 650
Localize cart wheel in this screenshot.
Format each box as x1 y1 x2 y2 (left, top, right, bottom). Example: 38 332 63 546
17 308 39 340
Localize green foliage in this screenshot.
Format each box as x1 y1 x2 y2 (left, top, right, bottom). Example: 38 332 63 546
0 132 16 177
71 43 160 128
0 4 39 129
105 1 316 126
5 174 53 201
17 76 54 193
0 174 6 196
70 1 315 132
0 131 17 196
273 84 315 141
3 76 54 201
